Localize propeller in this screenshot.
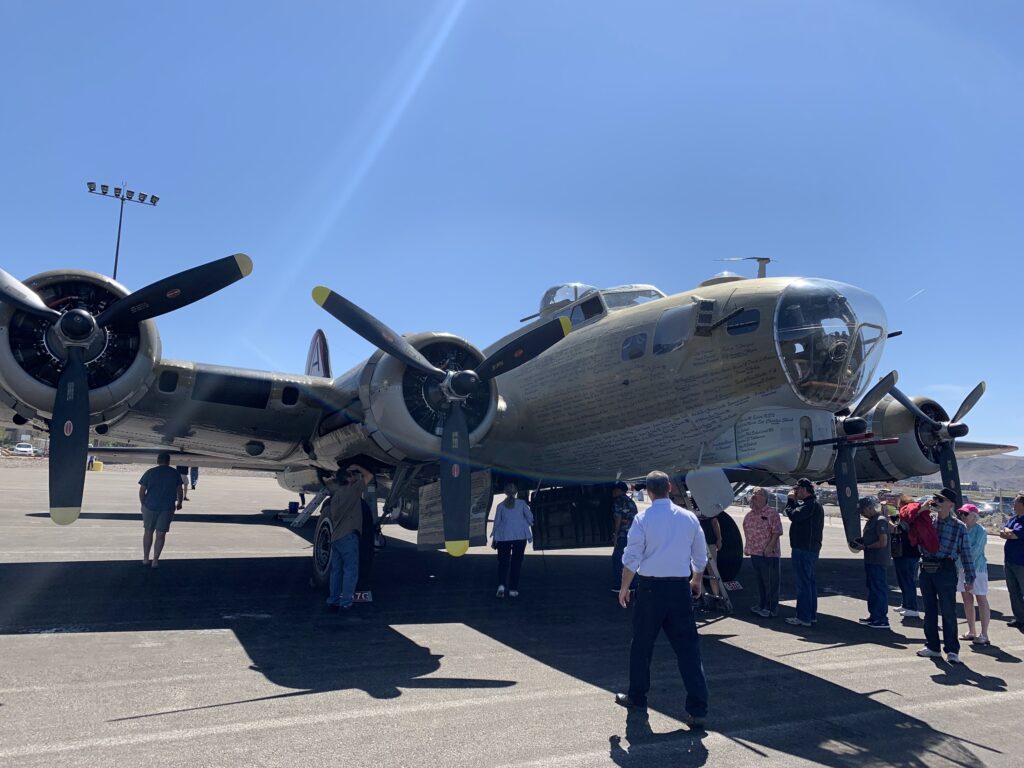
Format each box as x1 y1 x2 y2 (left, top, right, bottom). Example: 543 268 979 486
0 255 253 524
830 371 898 546
312 286 571 556
889 381 986 506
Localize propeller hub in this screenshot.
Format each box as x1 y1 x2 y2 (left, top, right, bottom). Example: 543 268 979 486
842 417 868 436
449 370 481 398
946 423 969 439
59 309 97 342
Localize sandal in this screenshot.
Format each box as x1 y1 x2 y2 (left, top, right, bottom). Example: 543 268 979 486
959 632 975 641
971 635 990 645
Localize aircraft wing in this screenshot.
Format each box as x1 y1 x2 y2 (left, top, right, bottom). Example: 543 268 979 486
81 359 349 469
87 446 283 471
953 441 1020 458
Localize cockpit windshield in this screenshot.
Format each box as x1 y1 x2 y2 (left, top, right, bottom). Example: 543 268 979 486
600 285 666 311
775 279 887 409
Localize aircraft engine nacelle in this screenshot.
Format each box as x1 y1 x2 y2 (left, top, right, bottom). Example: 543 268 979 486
853 395 947 482
0 270 160 427
356 332 499 462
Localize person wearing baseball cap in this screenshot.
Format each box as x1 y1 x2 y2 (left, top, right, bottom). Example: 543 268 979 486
784 478 825 627
957 504 990 644
916 487 975 663
852 497 891 629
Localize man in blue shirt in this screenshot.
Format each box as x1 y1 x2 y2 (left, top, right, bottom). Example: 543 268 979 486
615 471 709 727
139 452 184 568
916 488 974 663
999 494 1024 628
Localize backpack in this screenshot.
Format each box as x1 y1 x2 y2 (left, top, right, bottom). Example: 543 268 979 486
900 502 939 555
889 521 907 559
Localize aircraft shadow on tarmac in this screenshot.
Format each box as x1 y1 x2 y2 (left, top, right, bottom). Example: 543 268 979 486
0 530 1015 767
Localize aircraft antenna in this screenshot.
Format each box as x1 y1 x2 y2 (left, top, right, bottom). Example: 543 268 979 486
716 257 776 278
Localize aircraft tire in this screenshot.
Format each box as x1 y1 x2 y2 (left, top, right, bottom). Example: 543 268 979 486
312 515 333 589
715 513 743 582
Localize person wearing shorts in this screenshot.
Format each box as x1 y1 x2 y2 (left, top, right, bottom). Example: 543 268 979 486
956 504 991 645
140 453 184 568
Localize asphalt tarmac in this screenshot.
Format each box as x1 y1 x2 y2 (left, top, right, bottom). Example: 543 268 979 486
0 463 1021 767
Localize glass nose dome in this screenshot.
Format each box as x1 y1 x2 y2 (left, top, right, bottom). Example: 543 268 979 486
774 278 888 409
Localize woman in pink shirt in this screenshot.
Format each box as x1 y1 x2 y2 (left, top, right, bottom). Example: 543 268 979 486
743 487 784 617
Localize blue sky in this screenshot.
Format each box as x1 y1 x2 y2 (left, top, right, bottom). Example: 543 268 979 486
2 1 1022 453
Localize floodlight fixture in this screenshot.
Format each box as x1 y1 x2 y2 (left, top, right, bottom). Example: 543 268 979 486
86 180 161 280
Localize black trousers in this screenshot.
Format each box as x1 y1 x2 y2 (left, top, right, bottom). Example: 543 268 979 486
496 539 527 590
629 578 709 717
919 560 959 654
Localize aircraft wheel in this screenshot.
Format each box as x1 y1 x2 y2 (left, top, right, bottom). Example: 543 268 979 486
312 515 333 589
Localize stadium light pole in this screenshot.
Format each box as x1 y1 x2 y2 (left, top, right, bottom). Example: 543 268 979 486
86 181 160 280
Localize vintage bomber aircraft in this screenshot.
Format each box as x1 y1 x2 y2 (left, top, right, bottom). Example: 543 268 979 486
0 257 1015 582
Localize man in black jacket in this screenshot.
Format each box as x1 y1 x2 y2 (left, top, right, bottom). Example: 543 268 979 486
785 478 825 627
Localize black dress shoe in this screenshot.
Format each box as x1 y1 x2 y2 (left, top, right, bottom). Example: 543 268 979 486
1008 620 1024 628
614 693 647 710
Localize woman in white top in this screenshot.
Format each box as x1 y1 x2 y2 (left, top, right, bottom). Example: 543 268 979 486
491 482 534 598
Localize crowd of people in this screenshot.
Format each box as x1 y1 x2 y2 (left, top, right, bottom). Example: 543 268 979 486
734 482 1024 664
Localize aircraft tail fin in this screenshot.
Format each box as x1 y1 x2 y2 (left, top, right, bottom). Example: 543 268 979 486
305 329 332 378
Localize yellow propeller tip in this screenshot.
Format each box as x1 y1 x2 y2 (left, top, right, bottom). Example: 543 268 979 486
312 286 331 307
50 507 81 525
233 253 253 277
445 540 470 557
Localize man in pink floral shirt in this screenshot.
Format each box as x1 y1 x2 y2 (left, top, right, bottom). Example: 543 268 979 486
743 487 784 617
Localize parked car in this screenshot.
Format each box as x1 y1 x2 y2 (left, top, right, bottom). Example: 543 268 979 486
12 442 36 456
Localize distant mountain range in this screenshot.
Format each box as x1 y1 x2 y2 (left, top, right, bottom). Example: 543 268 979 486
924 454 1024 492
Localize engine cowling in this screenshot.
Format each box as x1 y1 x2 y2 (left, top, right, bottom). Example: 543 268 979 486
0 270 160 425
854 394 948 482
358 332 499 461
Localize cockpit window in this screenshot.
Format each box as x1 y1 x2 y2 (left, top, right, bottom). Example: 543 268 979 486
775 279 887 409
653 304 695 355
554 295 605 328
601 285 667 311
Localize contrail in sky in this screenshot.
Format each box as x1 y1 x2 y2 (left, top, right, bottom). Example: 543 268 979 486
905 288 926 302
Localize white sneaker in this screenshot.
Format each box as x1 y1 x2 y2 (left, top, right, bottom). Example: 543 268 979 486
509 590 519 598
785 617 811 627
896 607 906 614
916 647 942 658
902 610 921 619
947 652 961 664
496 586 506 598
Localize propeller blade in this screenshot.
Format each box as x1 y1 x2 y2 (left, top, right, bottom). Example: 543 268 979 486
477 317 572 381
952 381 986 424
439 403 472 557
833 442 863 548
96 254 253 327
0 268 61 322
312 287 445 379
889 386 942 429
852 370 898 418
937 442 962 508
48 346 90 524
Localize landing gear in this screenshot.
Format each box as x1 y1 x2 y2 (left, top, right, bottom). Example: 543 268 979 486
311 515 333 589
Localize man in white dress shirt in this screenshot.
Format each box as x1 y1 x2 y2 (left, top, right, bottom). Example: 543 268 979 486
615 470 709 726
